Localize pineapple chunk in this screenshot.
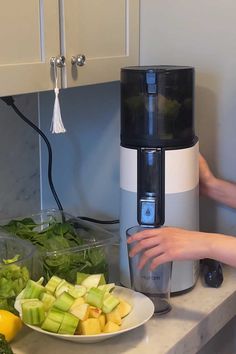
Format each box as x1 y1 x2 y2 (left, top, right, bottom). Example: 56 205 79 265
116 299 132 318
103 321 120 333
105 307 122 325
98 314 106 330
89 306 102 318
70 303 90 321
79 318 102 335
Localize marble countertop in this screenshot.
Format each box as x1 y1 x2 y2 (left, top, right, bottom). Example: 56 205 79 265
11 266 236 354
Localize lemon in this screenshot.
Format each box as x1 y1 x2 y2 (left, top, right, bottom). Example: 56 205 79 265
0 310 22 342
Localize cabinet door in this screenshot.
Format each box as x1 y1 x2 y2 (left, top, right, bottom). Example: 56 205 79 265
61 0 139 87
0 0 60 96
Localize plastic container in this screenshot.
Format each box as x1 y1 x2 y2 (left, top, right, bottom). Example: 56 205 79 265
127 225 172 315
0 210 118 284
0 236 38 313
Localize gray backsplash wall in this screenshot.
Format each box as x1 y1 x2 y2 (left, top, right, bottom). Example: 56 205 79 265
39 82 120 225
0 93 40 218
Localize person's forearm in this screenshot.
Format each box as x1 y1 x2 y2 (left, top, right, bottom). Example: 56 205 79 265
203 177 236 209
208 233 236 267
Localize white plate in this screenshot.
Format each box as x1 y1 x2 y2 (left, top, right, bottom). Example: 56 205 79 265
15 286 155 343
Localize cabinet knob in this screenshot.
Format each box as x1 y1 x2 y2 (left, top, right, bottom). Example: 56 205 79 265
71 54 86 66
50 56 66 68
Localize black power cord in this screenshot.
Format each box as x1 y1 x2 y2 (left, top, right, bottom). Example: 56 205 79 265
1 95 63 211
1 95 120 225
79 217 119 224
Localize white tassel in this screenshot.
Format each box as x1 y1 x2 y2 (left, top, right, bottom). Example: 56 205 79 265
50 59 66 134
51 88 66 134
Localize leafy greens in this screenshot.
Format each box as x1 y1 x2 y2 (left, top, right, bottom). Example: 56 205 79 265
1 217 108 284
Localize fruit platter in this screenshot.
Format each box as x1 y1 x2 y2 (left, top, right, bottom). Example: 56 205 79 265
14 273 155 343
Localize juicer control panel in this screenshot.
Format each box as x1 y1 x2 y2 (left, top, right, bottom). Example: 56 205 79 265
139 199 157 225
137 148 165 227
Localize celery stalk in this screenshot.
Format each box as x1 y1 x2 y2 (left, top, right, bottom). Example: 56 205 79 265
58 312 79 335
86 287 104 308
22 299 45 325
53 292 75 311
102 294 120 314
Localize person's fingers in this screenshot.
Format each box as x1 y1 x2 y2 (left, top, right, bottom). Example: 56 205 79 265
137 245 164 269
127 227 163 243
129 236 161 258
149 253 170 270
143 244 165 259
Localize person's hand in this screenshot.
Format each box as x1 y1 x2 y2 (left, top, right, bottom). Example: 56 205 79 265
127 227 211 271
199 154 216 196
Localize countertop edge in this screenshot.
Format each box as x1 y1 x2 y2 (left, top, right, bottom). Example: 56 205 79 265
168 278 236 353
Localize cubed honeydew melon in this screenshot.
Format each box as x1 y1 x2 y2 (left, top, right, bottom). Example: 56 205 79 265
76 272 89 285
70 303 90 321
72 285 87 297
70 297 85 309
81 274 104 289
55 279 87 299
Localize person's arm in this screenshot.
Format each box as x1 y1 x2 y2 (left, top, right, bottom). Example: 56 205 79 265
127 227 236 270
127 155 236 272
199 154 236 208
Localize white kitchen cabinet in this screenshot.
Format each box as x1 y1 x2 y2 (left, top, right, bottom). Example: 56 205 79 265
0 0 60 96
0 0 139 96
61 0 139 88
